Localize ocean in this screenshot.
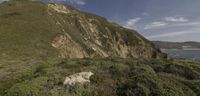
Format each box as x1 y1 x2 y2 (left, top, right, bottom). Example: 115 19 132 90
161 49 200 60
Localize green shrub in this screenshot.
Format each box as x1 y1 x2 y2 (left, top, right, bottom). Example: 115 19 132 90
90 73 103 84
66 85 90 96
5 77 49 96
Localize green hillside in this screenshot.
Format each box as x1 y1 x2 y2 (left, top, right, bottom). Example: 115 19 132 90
0 0 59 59
0 0 199 96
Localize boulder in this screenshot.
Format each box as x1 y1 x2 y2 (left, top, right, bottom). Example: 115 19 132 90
63 72 94 86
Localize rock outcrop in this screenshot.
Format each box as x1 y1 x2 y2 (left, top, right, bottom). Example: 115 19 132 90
63 72 94 86
47 3 166 59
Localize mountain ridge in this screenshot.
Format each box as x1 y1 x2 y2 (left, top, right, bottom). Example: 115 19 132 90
153 41 200 49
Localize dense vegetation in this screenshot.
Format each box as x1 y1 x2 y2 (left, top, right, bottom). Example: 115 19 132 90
1 58 200 96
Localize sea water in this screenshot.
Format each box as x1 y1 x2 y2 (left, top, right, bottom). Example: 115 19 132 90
162 49 200 60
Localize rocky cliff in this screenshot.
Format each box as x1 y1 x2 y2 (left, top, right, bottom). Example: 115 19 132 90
0 0 166 59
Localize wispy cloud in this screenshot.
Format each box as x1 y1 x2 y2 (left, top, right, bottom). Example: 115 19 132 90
143 16 191 30
144 21 168 30
124 17 141 29
68 0 86 5
49 0 86 5
165 16 188 22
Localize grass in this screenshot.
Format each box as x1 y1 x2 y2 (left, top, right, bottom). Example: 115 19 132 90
0 0 59 60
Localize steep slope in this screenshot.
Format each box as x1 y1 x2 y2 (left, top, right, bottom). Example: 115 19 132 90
0 0 166 59
1 1 200 96
47 3 167 59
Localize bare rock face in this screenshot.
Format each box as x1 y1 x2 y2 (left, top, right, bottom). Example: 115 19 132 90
47 3 166 59
52 34 88 58
63 72 94 86
48 4 71 14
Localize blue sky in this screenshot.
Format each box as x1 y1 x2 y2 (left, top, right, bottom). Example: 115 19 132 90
1 0 200 42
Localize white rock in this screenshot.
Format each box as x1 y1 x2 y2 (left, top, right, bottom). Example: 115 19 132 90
48 4 70 14
63 72 94 86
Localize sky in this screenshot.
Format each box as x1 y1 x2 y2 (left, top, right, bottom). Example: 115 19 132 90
1 0 200 42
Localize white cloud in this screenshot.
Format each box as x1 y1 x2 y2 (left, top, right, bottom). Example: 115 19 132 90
124 17 141 29
68 0 86 5
143 16 190 30
48 0 86 5
144 21 168 29
165 16 188 22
